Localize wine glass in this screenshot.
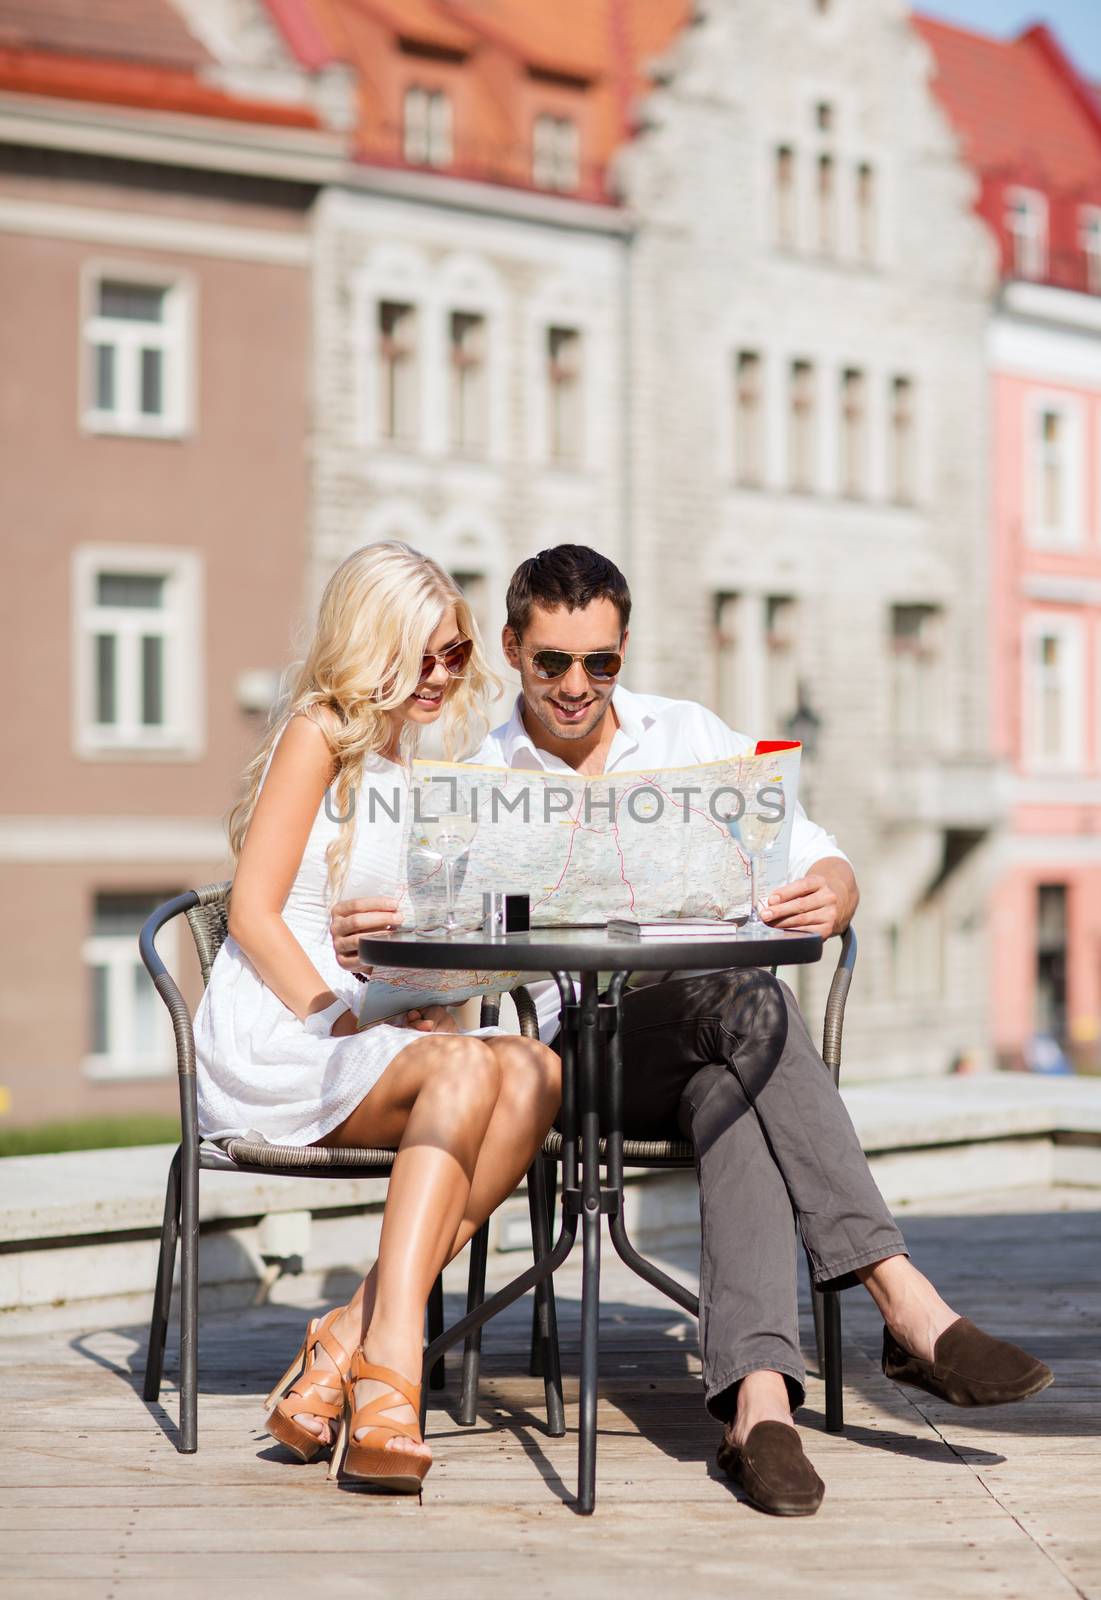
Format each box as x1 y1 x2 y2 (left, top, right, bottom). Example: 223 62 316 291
724 792 786 932
414 782 477 935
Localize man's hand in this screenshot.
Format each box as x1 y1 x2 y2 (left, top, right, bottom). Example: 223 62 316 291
761 875 837 938
330 897 402 971
760 858 858 939
404 1006 459 1035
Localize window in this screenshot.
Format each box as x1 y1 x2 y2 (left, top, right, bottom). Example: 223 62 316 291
449 311 487 454
774 146 796 248
450 569 489 636
403 86 452 168
888 376 915 504
533 114 580 192
839 367 867 497
84 891 179 1077
889 901 944 1001
1029 401 1080 544
1035 884 1068 1042
890 604 941 743
815 101 834 133
1007 188 1048 280
788 360 816 492
547 326 582 465
713 592 743 729
1024 618 1082 771
734 351 764 486
74 547 202 757
816 153 836 255
1081 207 1101 294
378 301 418 443
856 162 876 262
765 596 799 730
83 272 190 436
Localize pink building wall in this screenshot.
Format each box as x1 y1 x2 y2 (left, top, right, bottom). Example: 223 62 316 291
989 365 1101 1063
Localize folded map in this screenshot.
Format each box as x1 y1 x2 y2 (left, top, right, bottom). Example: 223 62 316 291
355 742 800 1025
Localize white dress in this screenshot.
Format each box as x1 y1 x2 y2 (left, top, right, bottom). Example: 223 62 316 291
195 737 498 1146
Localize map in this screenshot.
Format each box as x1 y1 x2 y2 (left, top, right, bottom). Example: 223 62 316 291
356 743 801 1026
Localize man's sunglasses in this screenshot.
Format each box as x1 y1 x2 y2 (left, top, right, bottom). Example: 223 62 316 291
419 638 473 680
527 648 623 683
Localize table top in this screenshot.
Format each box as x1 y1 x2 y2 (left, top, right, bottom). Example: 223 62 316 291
359 925 822 973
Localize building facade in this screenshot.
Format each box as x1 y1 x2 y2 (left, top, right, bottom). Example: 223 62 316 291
918 17 1101 1070
9 0 1101 1129
0 0 345 1125
613 0 1000 1074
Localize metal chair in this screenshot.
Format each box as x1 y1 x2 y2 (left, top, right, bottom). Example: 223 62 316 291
497 928 859 1435
138 879 562 1451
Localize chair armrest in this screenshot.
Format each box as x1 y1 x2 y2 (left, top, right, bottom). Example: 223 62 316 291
821 924 857 1085
479 985 540 1038
139 892 200 1079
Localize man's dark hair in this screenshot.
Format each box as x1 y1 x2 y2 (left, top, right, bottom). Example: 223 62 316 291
505 545 632 637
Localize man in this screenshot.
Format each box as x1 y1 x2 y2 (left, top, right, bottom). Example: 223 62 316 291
332 545 1051 1516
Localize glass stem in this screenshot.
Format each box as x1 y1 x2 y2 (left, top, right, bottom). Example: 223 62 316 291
443 858 456 929
749 853 761 923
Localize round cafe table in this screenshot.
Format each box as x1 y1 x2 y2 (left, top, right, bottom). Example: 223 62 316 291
359 925 822 1514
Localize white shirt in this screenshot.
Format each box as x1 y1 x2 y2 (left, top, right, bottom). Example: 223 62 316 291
471 685 851 1041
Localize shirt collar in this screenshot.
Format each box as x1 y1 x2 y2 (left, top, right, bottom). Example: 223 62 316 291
496 685 650 772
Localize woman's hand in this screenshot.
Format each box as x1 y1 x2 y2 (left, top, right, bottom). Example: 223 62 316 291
404 1006 459 1035
329 1007 360 1038
330 897 403 972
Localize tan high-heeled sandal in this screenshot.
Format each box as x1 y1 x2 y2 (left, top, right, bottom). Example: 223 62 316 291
265 1308 352 1462
329 1352 430 1494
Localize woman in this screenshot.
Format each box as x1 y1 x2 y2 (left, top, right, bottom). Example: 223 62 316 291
194 542 561 1493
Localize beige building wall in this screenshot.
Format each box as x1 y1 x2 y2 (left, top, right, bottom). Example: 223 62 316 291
0 156 314 1126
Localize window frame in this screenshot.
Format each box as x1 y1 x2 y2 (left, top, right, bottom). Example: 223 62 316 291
1079 205 1101 294
1025 392 1083 548
734 350 765 487
788 358 817 493
377 299 419 445
82 891 179 1080
402 85 453 169
1022 612 1083 774
545 324 584 467
1006 187 1049 281
889 602 942 746
448 308 489 456
532 113 580 193
80 261 194 439
72 544 204 760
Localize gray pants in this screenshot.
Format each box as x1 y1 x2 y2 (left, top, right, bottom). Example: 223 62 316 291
615 968 908 1417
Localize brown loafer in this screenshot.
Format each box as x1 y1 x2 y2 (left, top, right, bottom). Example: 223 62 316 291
716 1421 824 1516
883 1317 1053 1407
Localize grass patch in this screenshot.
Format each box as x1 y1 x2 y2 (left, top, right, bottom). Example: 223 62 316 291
0 1114 180 1158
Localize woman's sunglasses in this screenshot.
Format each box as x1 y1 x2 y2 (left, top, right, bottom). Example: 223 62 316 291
527 648 623 683
419 638 473 680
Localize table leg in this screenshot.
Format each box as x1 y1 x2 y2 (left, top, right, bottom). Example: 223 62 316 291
576 969 603 1516
419 970 581 1437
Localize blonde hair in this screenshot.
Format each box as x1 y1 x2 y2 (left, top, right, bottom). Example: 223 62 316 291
228 541 498 899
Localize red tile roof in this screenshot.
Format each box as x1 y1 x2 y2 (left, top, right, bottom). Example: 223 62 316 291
0 0 209 70
0 0 322 130
914 14 1101 191
271 0 691 199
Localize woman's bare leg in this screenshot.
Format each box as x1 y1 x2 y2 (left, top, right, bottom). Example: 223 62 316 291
288 1036 561 1449
283 1031 502 1457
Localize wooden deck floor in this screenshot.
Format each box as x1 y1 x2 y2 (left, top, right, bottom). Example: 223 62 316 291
1 1184 1098 1600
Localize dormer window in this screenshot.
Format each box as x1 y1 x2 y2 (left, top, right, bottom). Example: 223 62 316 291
1080 206 1101 293
403 86 452 169
533 114 579 192
1007 188 1048 280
